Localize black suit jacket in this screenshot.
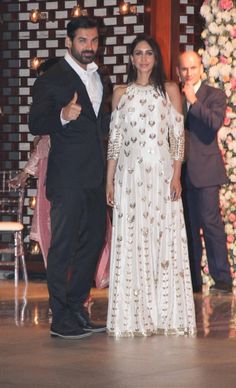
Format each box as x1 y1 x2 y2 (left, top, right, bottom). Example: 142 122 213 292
29 59 110 194
185 83 228 188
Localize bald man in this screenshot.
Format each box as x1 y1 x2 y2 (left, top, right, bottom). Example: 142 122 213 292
177 51 232 293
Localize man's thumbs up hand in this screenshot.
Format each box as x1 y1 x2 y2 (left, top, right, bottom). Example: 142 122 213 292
71 91 78 104
62 92 82 121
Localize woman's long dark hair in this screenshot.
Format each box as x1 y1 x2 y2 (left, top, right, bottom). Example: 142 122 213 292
127 34 167 97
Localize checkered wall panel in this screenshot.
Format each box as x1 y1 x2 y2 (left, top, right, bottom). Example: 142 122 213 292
1 0 148 172
179 0 204 52
0 0 203 242
1 0 204 171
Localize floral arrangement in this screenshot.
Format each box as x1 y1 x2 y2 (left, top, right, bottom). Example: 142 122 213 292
199 0 236 286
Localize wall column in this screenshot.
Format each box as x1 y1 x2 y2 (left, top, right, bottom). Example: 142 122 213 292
150 0 180 81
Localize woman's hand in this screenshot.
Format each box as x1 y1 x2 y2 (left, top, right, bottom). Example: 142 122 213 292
9 171 29 189
170 176 182 201
106 182 114 207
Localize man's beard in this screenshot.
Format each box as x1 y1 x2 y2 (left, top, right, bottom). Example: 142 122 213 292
71 47 96 64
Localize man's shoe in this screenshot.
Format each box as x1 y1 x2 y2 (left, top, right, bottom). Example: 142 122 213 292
210 282 232 294
72 309 106 333
50 316 92 340
50 324 92 339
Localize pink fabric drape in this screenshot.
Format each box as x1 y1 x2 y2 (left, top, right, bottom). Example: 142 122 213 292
94 212 111 288
25 135 111 287
25 136 50 267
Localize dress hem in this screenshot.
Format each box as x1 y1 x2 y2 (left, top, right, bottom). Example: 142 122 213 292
107 327 197 338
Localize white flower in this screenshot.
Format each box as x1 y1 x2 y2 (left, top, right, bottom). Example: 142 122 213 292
200 4 211 17
226 150 233 159
231 8 236 21
218 24 227 35
202 51 211 67
209 45 220 57
209 65 220 78
218 35 228 46
225 41 234 53
219 126 231 140
224 82 231 90
226 24 233 33
223 189 232 201
219 63 232 76
208 35 217 44
231 174 236 183
232 94 236 106
212 5 220 16
222 12 231 23
225 89 232 98
201 30 208 39
228 142 236 151
230 157 236 167
225 223 233 233
207 14 214 23
221 42 234 57
198 48 205 56
209 77 217 86
208 22 220 34
216 12 223 24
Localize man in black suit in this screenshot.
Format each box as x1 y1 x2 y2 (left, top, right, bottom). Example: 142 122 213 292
177 51 232 294
29 16 110 339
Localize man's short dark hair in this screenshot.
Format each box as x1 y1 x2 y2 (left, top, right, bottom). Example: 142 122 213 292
67 16 98 41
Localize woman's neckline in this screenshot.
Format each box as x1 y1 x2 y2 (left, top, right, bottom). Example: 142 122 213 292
133 82 153 88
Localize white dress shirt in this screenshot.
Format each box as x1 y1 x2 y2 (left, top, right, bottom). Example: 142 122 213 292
61 52 103 125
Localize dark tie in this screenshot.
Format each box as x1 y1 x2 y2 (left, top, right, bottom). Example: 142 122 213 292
182 97 190 161
182 97 188 121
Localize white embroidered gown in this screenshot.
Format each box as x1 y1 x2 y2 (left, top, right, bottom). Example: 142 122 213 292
107 83 196 337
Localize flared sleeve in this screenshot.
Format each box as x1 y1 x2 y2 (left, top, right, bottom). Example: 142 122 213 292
24 136 50 177
168 103 185 161
24 147 40 176
107 107 123 160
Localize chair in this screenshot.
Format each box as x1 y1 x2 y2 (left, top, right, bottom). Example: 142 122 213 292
0 170 28 287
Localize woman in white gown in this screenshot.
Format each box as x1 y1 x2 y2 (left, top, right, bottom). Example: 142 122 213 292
106 35 196 337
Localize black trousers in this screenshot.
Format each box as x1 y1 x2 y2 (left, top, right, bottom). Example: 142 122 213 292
46 184 106 323
183 181 231 288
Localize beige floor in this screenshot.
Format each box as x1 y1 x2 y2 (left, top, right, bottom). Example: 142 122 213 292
1 280 236 388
